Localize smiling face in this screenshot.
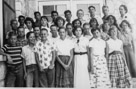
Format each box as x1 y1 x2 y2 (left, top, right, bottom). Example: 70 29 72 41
34 27 40 37
41 18 48 26
57 19 64 27
9 35 17 46
40 30 48 41
28 33 35 45
59 28 66 39
77 10 84 19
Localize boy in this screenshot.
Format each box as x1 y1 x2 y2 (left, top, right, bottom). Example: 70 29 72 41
1 32 24 87
34 28 55 87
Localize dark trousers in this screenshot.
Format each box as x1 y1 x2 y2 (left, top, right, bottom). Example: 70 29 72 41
39 68 55 87
5 64 24 87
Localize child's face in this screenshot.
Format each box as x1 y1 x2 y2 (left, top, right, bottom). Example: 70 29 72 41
103 23 110 32
57 19 64 27
41 18 48 26
51 26 58 37
9 35 17 46
34 27 40 37
77 11 84 19
92 30 100 38
83 25 90 34
75 27 82 38
28 33 35 45
59 28 66 39
40 30 48 41
91 21 97 28
18 28 25 37
108 16 114 25
74 21 81 27
110 28 117 38
26 21 32 28
66 25 73 34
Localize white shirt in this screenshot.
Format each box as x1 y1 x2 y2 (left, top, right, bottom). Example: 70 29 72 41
107 38 123 54
56 38 74 56
25 28 34 35
22 45 36 66
89 38 106 56
74 36 89 53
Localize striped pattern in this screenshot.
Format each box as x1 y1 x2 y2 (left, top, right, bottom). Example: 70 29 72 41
108 53 132 88
2 44 23 65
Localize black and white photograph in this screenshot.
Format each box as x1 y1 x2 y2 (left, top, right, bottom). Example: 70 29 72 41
0 0 136 88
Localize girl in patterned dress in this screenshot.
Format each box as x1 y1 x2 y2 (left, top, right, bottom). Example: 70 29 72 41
107 26 132 88
89 28 111 88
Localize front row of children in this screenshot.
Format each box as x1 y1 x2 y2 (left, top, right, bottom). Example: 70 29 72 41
0 26 132 88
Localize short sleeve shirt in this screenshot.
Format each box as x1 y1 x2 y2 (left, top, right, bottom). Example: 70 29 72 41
89 38 106 56
34 40 55 69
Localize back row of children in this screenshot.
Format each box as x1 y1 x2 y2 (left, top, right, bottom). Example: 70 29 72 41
0 5 135 88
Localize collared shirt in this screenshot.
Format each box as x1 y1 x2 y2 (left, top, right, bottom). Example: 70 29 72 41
25 28 34 35
89 38 106 56
16 37 28 47
84 35 93 41
22 45 36 66
107 38 123 54
74 35 89 53
34 40 55 69
66 35 76 42
56 38 74 56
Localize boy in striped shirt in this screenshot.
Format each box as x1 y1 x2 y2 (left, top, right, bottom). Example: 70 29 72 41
1 32 24 87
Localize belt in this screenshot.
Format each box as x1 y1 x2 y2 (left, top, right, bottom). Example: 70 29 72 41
109 51 122 55
74 52 87 55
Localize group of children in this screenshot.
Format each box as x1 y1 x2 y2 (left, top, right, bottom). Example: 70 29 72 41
0 4 135 88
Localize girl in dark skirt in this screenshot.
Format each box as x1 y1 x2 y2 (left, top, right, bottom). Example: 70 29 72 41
106 26 132 88
55 27 74 87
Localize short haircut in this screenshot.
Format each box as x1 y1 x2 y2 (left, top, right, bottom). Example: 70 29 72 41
26 32 35 39
91 28 100 34
89 18 99 27
40 28 48 33
18 15 25 21
120 4 128 13
77 9 84 15
88 6 96 10
24 17 35 27
58 27 66 32
34 11 41 16
83 23 90 28
8 32 17 39
17 26 24 32
64 10 71 15
55 16 65 26
10 19 17 25
66 23 72 27
50 25 57 29
41 16 49 22
72 19 82 27
51 11 58 16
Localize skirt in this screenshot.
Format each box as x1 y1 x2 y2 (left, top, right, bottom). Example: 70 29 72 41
89 55 111 88
74 54 90 88
123 45 136 77
55 55 74 87
108 51 132 88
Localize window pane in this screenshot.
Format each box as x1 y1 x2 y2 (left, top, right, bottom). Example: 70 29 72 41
43 5 54 15
56 4 67 18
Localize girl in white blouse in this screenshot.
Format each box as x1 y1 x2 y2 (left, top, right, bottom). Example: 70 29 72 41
107 26 132 88
73 26 90 88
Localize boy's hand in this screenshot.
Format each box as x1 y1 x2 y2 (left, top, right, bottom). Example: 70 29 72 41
24 72 27 80
49 64 54 69
6 55 13 64
63 64 69 70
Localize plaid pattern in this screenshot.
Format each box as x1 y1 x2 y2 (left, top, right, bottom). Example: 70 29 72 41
108 52 132 88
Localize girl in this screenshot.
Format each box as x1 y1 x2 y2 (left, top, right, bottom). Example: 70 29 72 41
107 26 132 88
89 28 111 88
21 32 39 87
120 20 136 77
73 26 90 88
72 19 82 28
55 27 74 87
101 22 110 41
55 16 65 28
24 17 35 35
89 18 99 29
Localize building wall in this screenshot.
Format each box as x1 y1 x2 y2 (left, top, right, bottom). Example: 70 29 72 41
3 0 16 44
